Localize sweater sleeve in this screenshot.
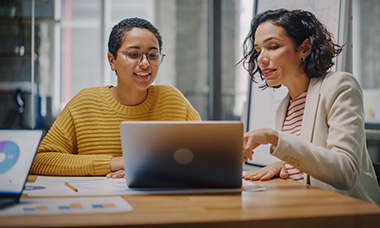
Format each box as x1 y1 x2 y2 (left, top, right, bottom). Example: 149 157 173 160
31 92 113 176
187 105 201 121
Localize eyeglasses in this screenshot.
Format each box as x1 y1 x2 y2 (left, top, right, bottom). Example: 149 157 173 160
119 50 166 66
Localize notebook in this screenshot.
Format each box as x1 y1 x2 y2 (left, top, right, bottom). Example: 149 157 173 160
120 121 243 188
0 129 43 208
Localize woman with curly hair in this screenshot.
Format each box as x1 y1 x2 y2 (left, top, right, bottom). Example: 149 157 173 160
241 9 380 204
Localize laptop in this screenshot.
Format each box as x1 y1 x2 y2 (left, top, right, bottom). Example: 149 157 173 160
0 129 43 208
120 121 243 188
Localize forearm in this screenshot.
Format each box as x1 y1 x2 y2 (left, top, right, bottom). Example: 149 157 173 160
272 132 359 190
32 153 113 176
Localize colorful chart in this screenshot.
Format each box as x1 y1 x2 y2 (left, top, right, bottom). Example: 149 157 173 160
22 202 117 212
0 197 132 216
0 140 20 174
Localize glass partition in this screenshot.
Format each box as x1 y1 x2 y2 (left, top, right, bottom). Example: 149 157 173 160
0 0 57 130
352 0 380 162
1 0 249 131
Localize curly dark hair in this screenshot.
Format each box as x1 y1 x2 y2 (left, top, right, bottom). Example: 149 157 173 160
241 9 342 88
108 17 163 58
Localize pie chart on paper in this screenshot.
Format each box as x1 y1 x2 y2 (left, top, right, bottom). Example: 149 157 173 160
0 140 20 174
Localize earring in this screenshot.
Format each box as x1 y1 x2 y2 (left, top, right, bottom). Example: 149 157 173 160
302 56 306 62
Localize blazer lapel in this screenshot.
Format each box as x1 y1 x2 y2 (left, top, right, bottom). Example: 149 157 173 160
275 73 326 139
301 77 323 142
275 94 290 131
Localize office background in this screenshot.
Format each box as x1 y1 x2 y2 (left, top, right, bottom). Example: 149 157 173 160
0 0 379 161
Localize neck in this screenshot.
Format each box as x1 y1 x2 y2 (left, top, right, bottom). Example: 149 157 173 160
286 74 310 100
110 86 148 106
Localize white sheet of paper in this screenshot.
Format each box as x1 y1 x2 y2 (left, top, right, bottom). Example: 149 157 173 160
24 176 265 196
25 176 127 196
0 196 132 216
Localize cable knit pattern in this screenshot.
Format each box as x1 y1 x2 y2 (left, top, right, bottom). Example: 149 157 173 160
31 85 201 176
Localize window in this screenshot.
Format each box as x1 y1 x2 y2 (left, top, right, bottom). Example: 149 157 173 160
58 0 249 121
1 0 252 130
352 0 380 124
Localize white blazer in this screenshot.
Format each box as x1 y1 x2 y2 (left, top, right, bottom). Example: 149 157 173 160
272 71 380 204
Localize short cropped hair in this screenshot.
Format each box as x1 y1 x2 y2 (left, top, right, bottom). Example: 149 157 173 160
108 17 163 58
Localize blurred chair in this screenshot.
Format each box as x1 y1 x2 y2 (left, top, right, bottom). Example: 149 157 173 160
373 162 380 188
2 88 25 129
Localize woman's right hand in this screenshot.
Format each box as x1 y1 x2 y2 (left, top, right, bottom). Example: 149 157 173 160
110 156 124 171
106 169 125 179
107 156 125 178
243 128 279 162
243 161 288 181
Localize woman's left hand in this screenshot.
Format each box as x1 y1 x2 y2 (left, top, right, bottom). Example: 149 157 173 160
106 169 126 179
243 161 288 181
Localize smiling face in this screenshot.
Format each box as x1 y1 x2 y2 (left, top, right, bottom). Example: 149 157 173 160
108 28 160 94
254 21 308 90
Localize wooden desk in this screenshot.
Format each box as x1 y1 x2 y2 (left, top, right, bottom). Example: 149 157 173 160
1 176 380 228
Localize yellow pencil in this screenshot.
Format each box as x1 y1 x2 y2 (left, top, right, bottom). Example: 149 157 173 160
64 182 78 192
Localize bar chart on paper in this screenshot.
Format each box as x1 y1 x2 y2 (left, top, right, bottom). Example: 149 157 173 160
0 197 133 216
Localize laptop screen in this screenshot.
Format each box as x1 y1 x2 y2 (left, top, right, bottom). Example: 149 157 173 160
0 130 43 195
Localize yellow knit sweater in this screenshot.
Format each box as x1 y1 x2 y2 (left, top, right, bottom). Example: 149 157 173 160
31 85 201 176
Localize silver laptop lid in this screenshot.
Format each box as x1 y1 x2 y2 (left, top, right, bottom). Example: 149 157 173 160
0 129 43 196
120 121 243 188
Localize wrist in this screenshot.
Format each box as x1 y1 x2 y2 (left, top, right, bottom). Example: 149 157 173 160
270 130 279 147
110 157 124 171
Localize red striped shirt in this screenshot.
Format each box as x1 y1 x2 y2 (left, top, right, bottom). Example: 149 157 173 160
282 91 307 182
